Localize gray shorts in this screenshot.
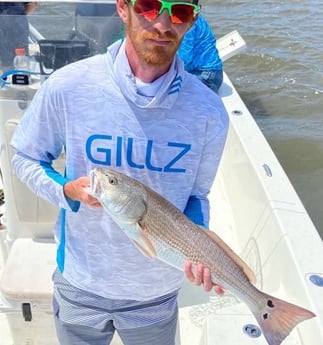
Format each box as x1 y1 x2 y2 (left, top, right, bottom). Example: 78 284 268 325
52 269 179 345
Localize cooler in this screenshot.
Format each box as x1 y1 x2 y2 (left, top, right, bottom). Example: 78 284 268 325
0 239 58 345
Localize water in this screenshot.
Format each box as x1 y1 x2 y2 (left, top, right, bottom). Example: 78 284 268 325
27 1 323 240
203 1 323 239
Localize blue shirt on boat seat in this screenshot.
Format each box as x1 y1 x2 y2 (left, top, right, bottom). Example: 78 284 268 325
178 15 223 92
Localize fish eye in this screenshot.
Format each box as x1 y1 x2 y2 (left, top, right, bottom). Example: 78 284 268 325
109 177 118 185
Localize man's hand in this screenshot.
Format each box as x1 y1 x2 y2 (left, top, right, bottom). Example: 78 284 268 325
63 177 101 207
184 261 225 295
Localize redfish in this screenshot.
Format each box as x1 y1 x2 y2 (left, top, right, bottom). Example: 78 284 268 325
88 167 315 345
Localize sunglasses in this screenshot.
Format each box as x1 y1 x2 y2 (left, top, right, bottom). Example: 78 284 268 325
130 0 200 24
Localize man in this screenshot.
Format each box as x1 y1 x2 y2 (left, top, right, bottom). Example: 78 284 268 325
73 4 223 90
11 0 228 344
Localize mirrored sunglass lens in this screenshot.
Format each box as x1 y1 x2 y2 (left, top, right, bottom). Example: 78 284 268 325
171 4 195 23
134 0 162 19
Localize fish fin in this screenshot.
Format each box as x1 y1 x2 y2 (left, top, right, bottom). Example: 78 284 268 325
204 229 256 283
129 223 157 258
132 239 157 258
252 292 315 345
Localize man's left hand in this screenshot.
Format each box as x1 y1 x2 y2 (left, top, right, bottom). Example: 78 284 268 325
184 261 225 295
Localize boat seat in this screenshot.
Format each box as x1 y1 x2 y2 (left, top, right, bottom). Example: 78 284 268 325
1 118 65 241
0 117 62 331
0 116 62 291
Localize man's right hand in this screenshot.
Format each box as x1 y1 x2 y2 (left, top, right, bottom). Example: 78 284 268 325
63 177 101 207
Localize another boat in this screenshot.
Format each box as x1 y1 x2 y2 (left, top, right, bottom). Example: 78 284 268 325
0 2 322 344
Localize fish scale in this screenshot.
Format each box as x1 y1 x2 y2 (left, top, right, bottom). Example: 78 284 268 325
88 167 315 345
142 196 252 296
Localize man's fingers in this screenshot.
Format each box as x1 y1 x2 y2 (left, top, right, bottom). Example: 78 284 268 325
86 194 102 207
184 261 194 282
185 262 209 287
185 261 225 295
202 266 213 292
213 285 225 295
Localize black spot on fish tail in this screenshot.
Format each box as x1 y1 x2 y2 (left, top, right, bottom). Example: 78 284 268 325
253 293 315 345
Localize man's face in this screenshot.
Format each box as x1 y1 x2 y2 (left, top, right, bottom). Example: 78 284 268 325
118 0 197 66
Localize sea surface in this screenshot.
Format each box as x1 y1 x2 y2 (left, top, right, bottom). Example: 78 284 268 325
203 0 323 240
32 1 323 240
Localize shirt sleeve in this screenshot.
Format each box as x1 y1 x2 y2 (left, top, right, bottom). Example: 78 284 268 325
10 79 80 212
11 153 79 211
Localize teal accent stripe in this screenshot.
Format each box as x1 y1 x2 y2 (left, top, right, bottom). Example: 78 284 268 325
40 160 69 186
40 158 81 270
184 196 206 227
56 208 66 272
40 160 80 212
66 198 81 212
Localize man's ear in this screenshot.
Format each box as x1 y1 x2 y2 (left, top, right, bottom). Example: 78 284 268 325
116 0 129 23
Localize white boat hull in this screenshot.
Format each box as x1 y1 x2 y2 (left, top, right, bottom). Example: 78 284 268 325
177 72 323 344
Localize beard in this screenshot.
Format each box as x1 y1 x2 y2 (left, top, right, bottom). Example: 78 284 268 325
126 13 182 66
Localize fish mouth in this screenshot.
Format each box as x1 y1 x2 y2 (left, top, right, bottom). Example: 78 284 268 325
88 169 101 198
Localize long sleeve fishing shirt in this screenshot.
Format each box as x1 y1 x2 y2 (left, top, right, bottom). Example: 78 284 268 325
11 39 229 301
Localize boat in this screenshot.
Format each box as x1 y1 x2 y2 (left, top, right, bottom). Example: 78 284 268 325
0 1 323 344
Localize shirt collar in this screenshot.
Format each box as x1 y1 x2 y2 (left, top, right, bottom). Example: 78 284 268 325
106 39 186 109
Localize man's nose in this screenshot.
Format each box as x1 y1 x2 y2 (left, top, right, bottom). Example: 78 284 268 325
153 9 172 32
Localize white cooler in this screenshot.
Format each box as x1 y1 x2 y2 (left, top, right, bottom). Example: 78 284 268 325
0 238 58 345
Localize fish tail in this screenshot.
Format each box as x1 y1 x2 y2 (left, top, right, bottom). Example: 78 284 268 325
252 293 315 345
